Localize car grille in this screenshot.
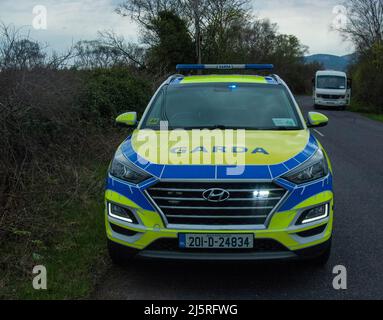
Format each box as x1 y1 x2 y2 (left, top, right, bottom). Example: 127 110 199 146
146 182 287 227
317 94 345 100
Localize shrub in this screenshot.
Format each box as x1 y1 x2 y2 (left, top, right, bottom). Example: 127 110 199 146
79 67 152 123
349 43 383 113
0 67 135 297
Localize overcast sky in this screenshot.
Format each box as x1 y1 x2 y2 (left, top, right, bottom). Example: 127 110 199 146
0 0 354 56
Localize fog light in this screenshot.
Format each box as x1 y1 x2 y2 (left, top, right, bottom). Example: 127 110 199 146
297 204 329 225
108 203 138 224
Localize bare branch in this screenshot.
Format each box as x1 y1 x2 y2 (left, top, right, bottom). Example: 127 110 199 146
337 0 383 52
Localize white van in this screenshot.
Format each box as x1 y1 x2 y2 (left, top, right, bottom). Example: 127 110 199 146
313 70 351 110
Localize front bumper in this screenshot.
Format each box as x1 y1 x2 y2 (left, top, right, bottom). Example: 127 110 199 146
105 178 334 260
106 228 332 261
315 98 349 107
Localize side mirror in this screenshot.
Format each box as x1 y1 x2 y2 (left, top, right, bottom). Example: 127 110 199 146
116 112 138 127
307 112 328 128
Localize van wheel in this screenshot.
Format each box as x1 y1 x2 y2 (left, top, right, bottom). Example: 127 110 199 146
107 239 137 266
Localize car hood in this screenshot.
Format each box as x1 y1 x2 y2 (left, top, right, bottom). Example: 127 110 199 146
125 129 315 165
120 129 318 180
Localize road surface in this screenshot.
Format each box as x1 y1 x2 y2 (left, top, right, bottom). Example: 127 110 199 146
93 96 383 300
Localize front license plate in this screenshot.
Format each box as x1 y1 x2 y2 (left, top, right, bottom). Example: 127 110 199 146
179 234 254 249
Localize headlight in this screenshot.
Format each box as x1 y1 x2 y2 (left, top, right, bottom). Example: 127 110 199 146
283 149 329 184
109 149 151 184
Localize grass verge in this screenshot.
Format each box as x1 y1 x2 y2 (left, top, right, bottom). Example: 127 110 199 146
349 100 383 123
362 113 383 123
0 164 110 299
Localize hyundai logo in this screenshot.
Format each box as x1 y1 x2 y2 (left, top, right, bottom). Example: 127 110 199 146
202 188 230 202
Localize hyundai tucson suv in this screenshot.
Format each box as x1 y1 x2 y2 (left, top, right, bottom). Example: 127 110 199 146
105 64 333 265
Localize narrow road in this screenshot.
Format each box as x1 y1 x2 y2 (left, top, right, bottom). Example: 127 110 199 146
93 96 383 300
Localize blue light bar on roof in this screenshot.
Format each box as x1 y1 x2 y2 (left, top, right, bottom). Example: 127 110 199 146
176 64 274 71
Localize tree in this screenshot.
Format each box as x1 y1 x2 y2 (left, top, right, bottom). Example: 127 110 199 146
350 42 383 112
202 0 250 63
336 0 383 111
0 23 46 70
0 22 74 70
73 36 145 69
271 34 310 93
227 19 279 63
116 0 184 47
115 1 316 93
74 40 121 69
97 30 146 68
337 0 383 52
146 11 195 72
116 0 249 63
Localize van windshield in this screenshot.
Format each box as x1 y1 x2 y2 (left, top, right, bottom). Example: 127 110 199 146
317 76 346 90
141 83 303 130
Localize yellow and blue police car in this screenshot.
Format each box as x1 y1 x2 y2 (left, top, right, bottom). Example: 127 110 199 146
105 64 333 265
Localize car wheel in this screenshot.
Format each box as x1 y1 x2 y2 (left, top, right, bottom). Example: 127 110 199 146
307 240 332 267
107 239 137 266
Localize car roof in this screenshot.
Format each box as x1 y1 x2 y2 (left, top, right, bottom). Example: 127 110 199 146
169 74 279 85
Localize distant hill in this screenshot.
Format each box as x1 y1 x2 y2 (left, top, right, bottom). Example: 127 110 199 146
305 54 356 72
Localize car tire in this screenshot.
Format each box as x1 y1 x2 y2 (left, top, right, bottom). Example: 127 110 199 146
107 239 137 266
307 240 332 267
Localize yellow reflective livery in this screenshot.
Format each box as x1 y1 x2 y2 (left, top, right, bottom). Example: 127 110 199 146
105 68 334 265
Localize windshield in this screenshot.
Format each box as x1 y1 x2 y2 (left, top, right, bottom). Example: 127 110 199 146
141 83 303 130
317 75 346 90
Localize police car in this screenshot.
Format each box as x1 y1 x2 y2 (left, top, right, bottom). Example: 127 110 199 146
105 64 333 265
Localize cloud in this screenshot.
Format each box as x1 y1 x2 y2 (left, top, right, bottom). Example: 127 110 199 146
0 0 139 52
0 0 354 55
253 0 354 55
